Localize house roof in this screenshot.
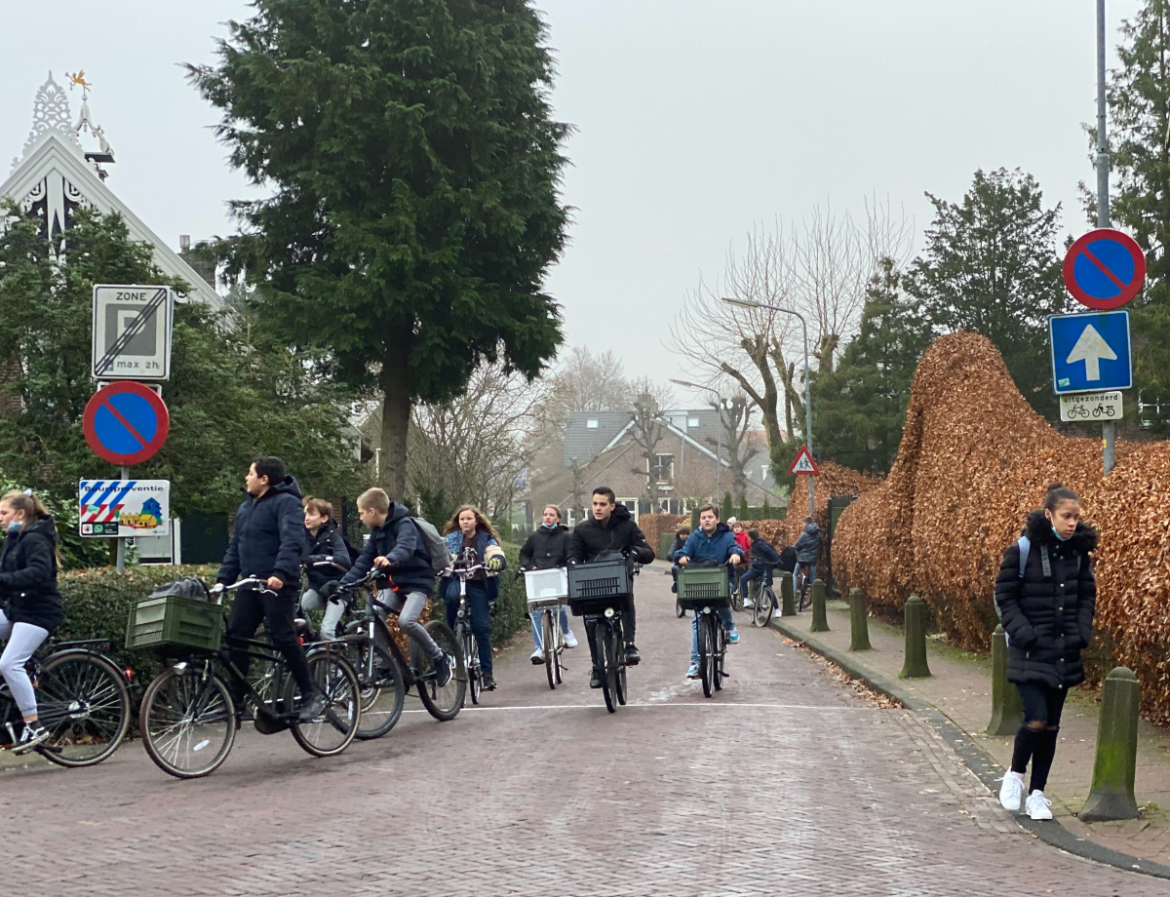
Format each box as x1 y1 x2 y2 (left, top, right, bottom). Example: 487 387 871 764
563 411 633 466
2 74 222 308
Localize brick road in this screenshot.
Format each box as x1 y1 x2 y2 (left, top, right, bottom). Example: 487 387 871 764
3 569 1162 896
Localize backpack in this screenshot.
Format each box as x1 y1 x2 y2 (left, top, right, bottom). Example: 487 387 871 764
147 577 210 602
995 536 1082 642
410 516 452 575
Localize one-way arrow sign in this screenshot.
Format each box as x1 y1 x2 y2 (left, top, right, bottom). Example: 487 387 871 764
1049 310 1132 395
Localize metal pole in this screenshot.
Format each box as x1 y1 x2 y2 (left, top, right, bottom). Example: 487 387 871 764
799 314 815 518
116 465 128 572
715 398 723 507
1098 0 1116 476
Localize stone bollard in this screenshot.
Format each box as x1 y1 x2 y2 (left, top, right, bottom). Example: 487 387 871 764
848 588 872 652
1080 667 1141 822
986 625 1023 736
899 595 931 678
780 571 796 616
810 579 829 632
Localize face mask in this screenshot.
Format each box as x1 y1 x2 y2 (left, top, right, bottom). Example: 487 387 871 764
1052 526 1069 542
540 522 557 532
6 520 21 535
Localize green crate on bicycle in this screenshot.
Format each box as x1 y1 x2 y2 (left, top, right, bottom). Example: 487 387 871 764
676 566 732 611
126 596 228 652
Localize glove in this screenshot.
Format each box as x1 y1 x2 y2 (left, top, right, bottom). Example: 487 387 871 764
487 556 504 573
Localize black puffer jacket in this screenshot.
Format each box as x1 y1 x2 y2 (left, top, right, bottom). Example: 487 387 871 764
304 520 352 591
217 477 307 586
568 504 655 565
994 510 1097 690
0 517 64 632
519 524 570 570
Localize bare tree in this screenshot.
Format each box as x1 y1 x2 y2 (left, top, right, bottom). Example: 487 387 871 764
627 391 670 508
702 394 754 500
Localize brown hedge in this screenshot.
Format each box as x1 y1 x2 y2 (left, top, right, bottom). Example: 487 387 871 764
833 331 1170 724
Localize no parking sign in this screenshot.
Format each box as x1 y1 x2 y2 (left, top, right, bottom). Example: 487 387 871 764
82 381 170 466
1062 228 1146 311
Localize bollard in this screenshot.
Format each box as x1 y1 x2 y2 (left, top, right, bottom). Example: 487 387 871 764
780 571 796 616
1080 667 1141 822
986 625 1023 736
848 588 872 652
810 579 829 632
899 595 931 678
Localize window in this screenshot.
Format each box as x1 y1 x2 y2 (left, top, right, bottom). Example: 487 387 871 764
761 465 769 480
687 417 700 428
586 418 599 429
618 498 639 521
651 454 674 481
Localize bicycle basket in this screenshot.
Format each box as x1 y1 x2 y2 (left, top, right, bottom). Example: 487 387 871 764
676 566 732 610
567 559 632 616
126 595 227 652
524 568 569 609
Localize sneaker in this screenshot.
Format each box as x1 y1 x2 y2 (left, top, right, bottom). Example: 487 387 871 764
483 674 498 691
590 668 602 689
727 629 740 645
743 599 754 609
530 649 545 665
1025 790 1053 820
12 722 52 755
433 654 453 688
686 663 700 680
625 644 641 666
297 691 328 724
998 771 1025 812
563 630 578 648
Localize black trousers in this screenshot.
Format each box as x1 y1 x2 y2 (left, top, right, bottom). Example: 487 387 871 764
585 598 636 667
1011 682 1068 793
226 584 314 696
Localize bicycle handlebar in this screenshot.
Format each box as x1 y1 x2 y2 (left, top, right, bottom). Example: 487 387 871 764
211 577 277 603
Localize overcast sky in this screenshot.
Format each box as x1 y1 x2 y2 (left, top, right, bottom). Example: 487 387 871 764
0 0 1144 400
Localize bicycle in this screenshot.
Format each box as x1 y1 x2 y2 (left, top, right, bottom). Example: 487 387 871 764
444 549 489 706
330 567 464 734
0 637 131 767
568 556 633 714
730 564 745 612
138 577 361 779
750 569 776 628
522 567 568 690
677 564 732 699
796 563 813 611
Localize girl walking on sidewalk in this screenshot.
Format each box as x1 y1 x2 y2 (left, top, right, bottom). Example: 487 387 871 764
994 483 1097 821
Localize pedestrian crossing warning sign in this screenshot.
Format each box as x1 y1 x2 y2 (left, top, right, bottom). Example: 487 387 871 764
788 445 819 476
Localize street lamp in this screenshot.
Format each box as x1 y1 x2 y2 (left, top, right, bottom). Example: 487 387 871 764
720 296 815 518
669 379 723 507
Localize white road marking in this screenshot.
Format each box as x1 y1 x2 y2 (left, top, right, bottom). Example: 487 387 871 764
401 701 874 713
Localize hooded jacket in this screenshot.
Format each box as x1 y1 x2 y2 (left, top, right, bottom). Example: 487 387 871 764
749 537 782 571
0 516 64 631
519 524 570 570
341 502 435 595
794 523 822 564
678 522 743 566
218 477 307 587
304 519 352 591
994 510 1097 690
568 503 655 565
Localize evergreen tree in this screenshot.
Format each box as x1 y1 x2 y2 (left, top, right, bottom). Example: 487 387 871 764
813 259 933 475
907 168 1067 415
1107 0 1170 427
720 491 734 522
188 0 570 497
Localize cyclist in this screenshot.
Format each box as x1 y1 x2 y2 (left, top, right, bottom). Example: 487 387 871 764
668 525 691 614
332 488 452 687
298 496 352 640
739 528 781 606
568 486 655 688
794 516 822 597
0 490 63 753
441 505 506 691
519 505 578 664
676 503 744 681
214 457 325 723
729 520 752 606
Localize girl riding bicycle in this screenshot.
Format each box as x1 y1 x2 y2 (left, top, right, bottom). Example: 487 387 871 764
299 496 352 640
441 506 506 691
519 505 578 664
0 490 64 753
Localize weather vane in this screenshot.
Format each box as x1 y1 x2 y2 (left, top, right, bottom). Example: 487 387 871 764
65 71 93 100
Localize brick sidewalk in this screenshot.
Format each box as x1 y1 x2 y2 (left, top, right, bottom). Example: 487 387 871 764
773 599 1170 865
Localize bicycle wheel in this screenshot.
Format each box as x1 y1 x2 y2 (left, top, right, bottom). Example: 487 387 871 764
713 624 725 693
731 582 744 613
455 620 481 708
414 621 466 721
675 598 686 618
755 586 776 628
614 624 627 706
36 651 131 768
699 614 714 699
287 648 360 757
353 640 406 740
140 666 236 779
542 611 556 691
553 615 564 686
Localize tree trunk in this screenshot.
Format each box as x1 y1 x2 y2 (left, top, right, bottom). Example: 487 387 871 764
379 333 413 500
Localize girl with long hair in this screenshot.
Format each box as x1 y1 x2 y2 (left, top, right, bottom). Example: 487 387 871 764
442 505 506 691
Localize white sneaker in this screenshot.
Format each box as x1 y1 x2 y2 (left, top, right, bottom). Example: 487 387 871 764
998 771 1025 812
743 599 754 608
563 630 578 648
1025 790 1053 820
530 649 544 665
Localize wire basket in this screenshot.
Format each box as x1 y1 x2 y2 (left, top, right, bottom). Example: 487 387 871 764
524 568 569 609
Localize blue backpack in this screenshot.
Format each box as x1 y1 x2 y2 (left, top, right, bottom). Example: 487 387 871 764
996 536 1081 644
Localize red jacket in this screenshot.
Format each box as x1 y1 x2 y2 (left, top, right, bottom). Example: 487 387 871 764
734 531 751 556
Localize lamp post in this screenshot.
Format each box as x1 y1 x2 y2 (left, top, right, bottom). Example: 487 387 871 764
720 297 815 518
670 379 723 508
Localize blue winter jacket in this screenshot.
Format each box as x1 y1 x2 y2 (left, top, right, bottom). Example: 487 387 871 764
678 523 744 566
340 503 435 595
217 477 306 586
442 528 501 603
749 537 782 571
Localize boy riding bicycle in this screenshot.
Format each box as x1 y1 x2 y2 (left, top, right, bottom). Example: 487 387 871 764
331 488 452 687
675 504 744 680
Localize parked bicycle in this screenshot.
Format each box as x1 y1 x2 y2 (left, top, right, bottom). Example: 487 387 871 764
330 566 465 734
0 637 131 767
138 577 361 779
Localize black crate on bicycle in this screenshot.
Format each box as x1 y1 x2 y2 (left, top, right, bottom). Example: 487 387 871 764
676 566 732 611
567 559 632 617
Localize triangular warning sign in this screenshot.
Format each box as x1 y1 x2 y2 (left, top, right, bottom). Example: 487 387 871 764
788 445 819 476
